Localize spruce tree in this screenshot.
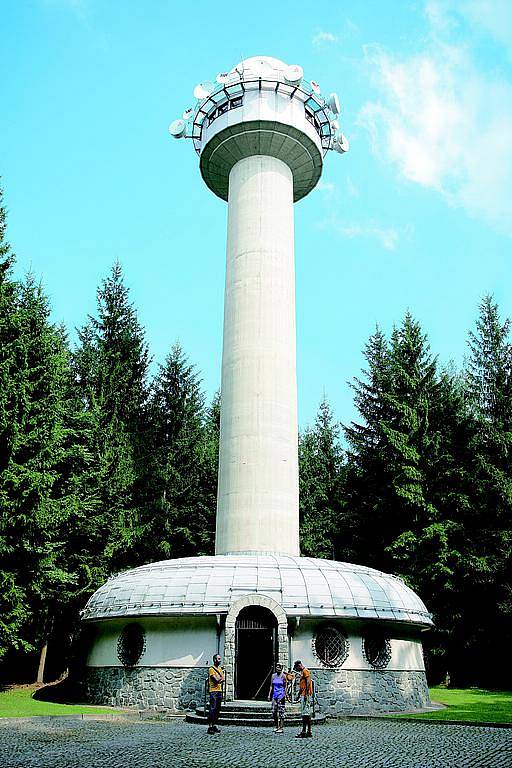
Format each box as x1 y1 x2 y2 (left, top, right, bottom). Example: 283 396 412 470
344 326 395 567
299 397 345 559
344 308 512 685
0 269 78 678
72 263 151 574
143 343 214 560
0 183 28 662
461 296 512 686
198 390 220 542
345 314 440 572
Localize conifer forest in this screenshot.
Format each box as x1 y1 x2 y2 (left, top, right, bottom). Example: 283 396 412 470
1 183 511 689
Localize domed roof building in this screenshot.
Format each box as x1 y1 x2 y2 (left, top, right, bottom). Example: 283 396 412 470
82 554 431 713
82 554 431 627
80 57 431 716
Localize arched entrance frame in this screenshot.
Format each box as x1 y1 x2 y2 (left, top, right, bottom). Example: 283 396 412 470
223 594 289 701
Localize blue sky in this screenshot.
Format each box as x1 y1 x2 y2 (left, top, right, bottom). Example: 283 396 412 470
1 0 511 431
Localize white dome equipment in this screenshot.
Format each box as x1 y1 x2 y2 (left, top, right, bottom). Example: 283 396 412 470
333 131 349 154
193 81 215 100
327 92 340 115
284 64 303 86
169 119 186 139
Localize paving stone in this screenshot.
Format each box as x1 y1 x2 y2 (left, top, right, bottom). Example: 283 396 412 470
0 717 511 768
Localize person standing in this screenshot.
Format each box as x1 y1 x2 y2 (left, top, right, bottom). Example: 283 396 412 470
207 653 224 734
293 660 313 738
268 662 287 733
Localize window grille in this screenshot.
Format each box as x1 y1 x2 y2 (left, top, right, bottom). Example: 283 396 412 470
206 97 244 129
312 626 349 668
362 633 392 669
237 616 268 630
304 106 322 138
117 623 146 667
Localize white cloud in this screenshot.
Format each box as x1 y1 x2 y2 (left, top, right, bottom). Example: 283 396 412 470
358 3 512 234
424 1 454 33
312 30 338 46
341 223 400 251
317 178 360 200
346 176 360 198
321 216 411 251
425 0 512 47
461 0 512 50
317 181 337 197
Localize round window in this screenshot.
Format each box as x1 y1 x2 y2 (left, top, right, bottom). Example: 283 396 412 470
362 633 391 669
117 623 146 667
312 626 349 668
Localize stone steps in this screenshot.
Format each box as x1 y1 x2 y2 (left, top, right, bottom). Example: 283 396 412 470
209 702 302 714
185 699 327 727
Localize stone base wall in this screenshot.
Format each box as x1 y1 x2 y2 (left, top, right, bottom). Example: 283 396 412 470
83 666 429 715
82 667 207 712
313 669 430 715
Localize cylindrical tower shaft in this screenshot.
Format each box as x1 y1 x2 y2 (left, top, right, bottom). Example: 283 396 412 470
170 56 348 555
215 155 300 555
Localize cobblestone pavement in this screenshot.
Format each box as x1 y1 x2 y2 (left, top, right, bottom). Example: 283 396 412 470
1 717 511 768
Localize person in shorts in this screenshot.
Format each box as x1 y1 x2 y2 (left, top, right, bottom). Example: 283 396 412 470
207 654 224 734
293 660 313 738
268 662 287 733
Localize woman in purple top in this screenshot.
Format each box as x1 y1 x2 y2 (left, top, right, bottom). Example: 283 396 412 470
268 662 287 733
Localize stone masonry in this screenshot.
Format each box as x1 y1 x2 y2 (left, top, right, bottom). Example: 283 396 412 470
83 666 429 715
313 669 430 715
83 666 207 712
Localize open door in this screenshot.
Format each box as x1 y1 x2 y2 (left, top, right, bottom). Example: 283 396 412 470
235 606 277 700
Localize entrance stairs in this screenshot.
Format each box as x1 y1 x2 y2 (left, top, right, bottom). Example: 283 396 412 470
186 700 327 727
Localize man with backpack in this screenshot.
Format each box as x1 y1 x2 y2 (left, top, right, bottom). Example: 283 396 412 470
293 660 313 738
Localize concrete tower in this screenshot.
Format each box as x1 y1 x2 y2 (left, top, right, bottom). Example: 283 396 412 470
170 56 348 556
80 57 431 718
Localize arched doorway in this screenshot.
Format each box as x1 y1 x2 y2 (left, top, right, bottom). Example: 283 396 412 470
235 606 277 700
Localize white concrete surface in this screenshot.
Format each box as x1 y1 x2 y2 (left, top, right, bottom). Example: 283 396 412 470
86 614 424 672
87 616 218 667
290 621 425 671
215 155 300 556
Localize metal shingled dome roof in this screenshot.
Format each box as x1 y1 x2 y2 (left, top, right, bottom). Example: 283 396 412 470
81 553 432 627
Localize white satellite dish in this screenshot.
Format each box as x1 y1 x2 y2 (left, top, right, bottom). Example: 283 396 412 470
248 58 273 77
169 119 186 139
182 107 194 120
310 80 321 94
284 64 303 86
333 132 349 154
259 59 273 73
327 92 340 115
193 81 215 100
331 120 340 132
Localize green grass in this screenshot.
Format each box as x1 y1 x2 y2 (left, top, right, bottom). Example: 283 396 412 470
392 687 512 724
0 685 122 718
3 684 512 724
